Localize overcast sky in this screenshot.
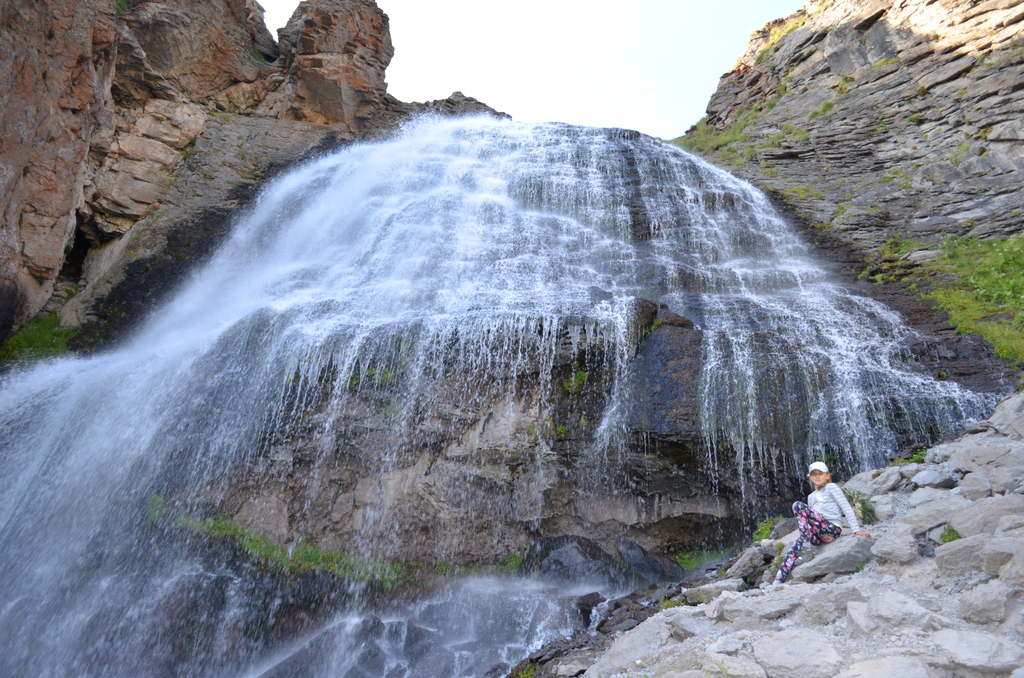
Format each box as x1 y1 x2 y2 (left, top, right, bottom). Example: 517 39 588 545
259 1 806 139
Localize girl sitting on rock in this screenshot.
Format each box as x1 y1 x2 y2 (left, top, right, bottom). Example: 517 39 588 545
769 461 871 586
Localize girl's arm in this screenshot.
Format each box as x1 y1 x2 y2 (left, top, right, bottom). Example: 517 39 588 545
828 483 862 532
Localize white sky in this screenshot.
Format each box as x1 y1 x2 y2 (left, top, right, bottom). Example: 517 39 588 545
260 1 807 139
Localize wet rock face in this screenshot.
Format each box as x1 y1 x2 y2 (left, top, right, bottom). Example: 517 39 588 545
686 0 1024 254
0 0 117 340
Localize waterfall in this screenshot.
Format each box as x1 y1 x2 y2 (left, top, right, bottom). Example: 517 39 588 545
0 117 995 677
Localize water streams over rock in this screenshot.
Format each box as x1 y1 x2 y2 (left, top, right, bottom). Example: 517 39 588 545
0 117 1000 676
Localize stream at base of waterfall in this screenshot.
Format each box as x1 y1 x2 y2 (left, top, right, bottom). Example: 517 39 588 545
0 117 999 677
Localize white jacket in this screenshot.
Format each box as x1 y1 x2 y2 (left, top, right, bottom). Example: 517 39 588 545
808 482 861 531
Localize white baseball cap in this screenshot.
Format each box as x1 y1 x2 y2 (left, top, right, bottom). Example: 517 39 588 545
808 461 830 475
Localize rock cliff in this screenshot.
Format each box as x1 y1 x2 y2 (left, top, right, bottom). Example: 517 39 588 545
0 0 504 344
679 0 1024 255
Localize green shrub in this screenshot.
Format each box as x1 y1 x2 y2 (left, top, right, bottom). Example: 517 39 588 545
497 553 524 574
753 515 783 541
843 489 877 525
658 596 683 610
563 362 588 393
114 0 128 15
940 524 961 543
145 494 167 524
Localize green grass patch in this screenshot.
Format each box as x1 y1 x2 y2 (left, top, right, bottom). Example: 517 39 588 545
836 75 854 96
950 141 971 166
497 553 524 574
809 100 834 119
890 447 927 465
940 524 961 543
0 312 78 365
177 516 407 588
785 185 825 200
873 57 901 71
674 109 758 155
250 45 269 63
675 547 733 571
114 0 128 15
753 515 784 541
925 234 1024 365
658 596 684 610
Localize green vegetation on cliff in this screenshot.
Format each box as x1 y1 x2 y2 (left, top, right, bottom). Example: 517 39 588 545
927 233 1024 368
0 312 77 365
177 515 407 588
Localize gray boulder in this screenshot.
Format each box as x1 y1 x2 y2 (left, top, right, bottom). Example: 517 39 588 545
871 523 918 564
790 535 875 581
950 494 1024 537
947 438 1024 474
959 579 1012 624
721 585 808 621
908 487 949 508
682 578 746 605
832 656 941 678
935 534 1024 587
960 472 993 500
988 391 1024 439
897 494 972 535
752 629 841 678
800 582 867 625
870 494 896 521
932 628 1024 673
725 546 770 580
845 466 902 497
846 592 932 638
910 467 956 489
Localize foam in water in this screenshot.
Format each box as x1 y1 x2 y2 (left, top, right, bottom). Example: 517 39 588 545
0 116 995 676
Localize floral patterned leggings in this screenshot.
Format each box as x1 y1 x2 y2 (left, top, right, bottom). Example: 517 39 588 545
774 501 842 583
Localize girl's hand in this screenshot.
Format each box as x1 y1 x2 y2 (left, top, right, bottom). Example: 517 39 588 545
855 531 871 538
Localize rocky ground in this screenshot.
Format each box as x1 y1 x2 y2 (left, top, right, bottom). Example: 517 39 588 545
509 390 1024 678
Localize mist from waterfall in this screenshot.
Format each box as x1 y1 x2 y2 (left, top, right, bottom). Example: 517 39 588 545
0 116 995 677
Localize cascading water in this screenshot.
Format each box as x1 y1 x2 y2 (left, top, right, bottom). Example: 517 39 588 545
0 116 996 677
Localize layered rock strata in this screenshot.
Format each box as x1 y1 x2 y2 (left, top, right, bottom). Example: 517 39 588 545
512 391 1024 678
681 0 1024 255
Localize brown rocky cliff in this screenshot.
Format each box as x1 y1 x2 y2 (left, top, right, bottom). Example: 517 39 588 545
0 0 118 339
680 0 1024 256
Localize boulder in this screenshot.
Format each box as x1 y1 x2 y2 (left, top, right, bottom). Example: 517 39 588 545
947 438 1024 474
959 579 1012 624
800 581 867 625
845 466 902 497
832 656 941 678
721 585 809 621
960 472 993 500
846 592 932 637
988 392 1024 439
870 494 896 521
682 578 746 605
909 468 956 489
950 495 1024 537
897 494 972 535
752 629 841 678
908 487 949 508
931 628 1024 673
615 538 685 584
790 535 875 581
525 536 627 590
725 546 771 580
871 523 918 565
934 534 1024 587
971 464 1019 494
661 608 711 642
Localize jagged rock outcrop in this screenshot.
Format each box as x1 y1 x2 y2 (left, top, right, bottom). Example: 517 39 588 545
257 0 394 134
681 0 1024 255
0 0 117 339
